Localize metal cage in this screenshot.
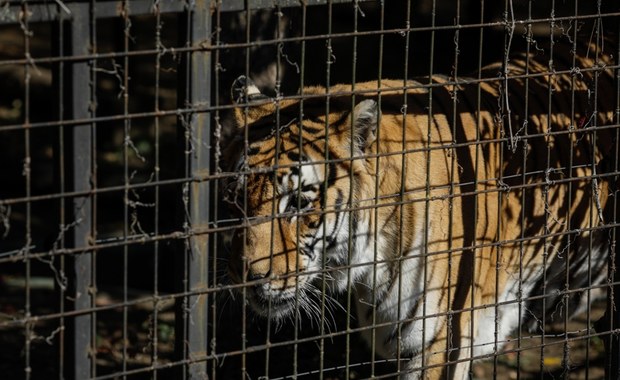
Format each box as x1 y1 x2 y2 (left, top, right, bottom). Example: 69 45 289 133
1 1 620 379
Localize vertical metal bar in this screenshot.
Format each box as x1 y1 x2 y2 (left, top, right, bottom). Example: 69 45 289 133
88 2 98 377
608 20 620 380
603 13 620 380
293 4 308 378
52 6 67 379
561 1 580 378
346 2 359 379
241 2 251 378
319 2 334 378
179 0 211 378
211 1 223 379
446 0 462 376
516 3 534 379
265 6 284 378
422 0 437 376
66 3 94 379
396 0 412 376
21 2 32 379
121 1 131 377
470 0 486 376
152 3 163 378
370 2 385 377
540 0 556 377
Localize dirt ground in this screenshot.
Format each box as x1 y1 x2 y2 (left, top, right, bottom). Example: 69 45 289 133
0 276 609 379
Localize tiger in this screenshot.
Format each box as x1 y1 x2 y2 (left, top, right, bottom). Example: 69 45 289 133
221 38 618 379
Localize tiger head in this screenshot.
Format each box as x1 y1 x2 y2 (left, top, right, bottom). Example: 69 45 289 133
222 76 379 320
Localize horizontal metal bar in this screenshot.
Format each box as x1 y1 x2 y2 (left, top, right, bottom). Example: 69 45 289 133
220 0 374 12
1 136 620 220
1 280 618 368
0 60 619 134
2 266 618 331
38 323 607 380
2 11 619 67
1 210 618 281
0 0 182 24
0 0 372 24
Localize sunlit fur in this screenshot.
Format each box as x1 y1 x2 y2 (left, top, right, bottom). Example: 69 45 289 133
223 41 617 379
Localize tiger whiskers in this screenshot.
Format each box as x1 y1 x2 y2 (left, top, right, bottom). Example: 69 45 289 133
296 284 346 332
302 284 344 334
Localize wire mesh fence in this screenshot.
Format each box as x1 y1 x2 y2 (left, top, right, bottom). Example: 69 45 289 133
1 0 620 379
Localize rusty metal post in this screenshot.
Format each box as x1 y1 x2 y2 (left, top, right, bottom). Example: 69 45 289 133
65 3 95 379
176 0 211 378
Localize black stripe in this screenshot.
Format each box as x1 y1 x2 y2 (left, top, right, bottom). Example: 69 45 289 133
327 160 338 187
332 111 352 130
325 189 345 251
301 184 318 193
308 218 320 229
287 151 302 163
247 145 261 156
302 125 324 134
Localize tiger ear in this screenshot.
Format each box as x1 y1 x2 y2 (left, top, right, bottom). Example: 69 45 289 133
352 99 379 150
231 75 273 127
231 75 269 104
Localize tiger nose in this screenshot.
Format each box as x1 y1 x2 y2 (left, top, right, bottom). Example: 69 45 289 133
246 271 272 298
246 254 272 282
247 271 269 283
245 254 270 277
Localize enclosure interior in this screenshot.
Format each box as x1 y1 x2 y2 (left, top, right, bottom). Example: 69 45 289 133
0 1 619 379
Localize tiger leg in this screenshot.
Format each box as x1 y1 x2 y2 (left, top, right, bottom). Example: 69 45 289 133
401 327 472 380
